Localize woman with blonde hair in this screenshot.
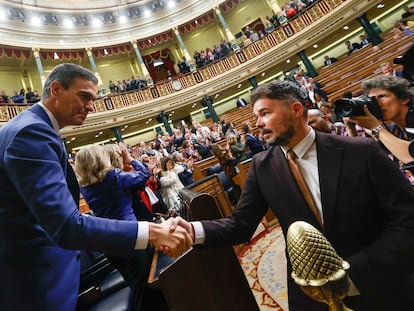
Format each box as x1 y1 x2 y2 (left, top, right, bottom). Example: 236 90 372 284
75 144 167 311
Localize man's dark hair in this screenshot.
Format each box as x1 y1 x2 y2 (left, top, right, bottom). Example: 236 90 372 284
42 63 98 101
250 80 308 108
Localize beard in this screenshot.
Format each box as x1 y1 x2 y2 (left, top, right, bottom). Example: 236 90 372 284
266 124 297 146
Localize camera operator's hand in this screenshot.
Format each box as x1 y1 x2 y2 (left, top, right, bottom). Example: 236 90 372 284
349 105 382 136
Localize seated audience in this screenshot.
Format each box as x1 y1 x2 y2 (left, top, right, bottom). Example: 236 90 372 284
323 55 338 66
345 40 362 55
75 143 166 311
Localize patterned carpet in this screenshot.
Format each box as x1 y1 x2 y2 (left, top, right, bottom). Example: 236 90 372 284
238 225 289 311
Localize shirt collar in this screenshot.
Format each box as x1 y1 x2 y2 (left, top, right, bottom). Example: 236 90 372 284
38 102 60 133
281 127 315 159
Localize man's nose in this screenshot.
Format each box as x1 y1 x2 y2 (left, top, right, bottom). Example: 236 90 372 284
85 101 94 112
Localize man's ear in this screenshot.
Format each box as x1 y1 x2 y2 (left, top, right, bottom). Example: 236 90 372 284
292 101 304 117
50 81 60 97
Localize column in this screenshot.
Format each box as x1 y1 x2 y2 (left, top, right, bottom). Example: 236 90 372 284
111 126 123 143
248 76 258 89
297 50 317 78
172 27 196 72
85 48 104 88
158 111 173 135
131 41 153 86
201 95 219 123
267 0 281 14
356 13 383 46
32 48 46 87
214 6 239 51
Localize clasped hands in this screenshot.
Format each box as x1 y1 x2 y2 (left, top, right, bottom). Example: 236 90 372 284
148 216 194 258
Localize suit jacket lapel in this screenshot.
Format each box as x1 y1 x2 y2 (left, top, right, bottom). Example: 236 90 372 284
29 104 80 206
315 132 343 234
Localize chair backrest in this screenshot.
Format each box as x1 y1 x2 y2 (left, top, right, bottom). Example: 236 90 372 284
192 156 220 181
186 174 233 217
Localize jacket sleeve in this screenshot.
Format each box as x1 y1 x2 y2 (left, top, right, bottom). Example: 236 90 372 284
4 123 138 255
347 141 414 295
115 160 150 188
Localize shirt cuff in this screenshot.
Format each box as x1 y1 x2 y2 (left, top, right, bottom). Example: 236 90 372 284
191 221 206 245
135 221 149 249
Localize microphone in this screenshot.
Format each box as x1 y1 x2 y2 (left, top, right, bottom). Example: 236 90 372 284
287 221 354 311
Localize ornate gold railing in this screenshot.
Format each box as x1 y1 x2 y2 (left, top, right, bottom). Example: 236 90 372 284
0 0 348 124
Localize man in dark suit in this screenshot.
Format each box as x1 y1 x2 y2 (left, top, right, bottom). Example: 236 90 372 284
345 40 362 55
0 63 191 311
235 96 248 108
171 80 414 310
323 55 337 66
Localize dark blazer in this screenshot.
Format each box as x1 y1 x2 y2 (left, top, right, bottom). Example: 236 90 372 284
323 57 337 66
0 104 139 310
200 132 414 311
236 98 248 108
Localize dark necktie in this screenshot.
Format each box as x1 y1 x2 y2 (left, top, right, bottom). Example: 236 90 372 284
287 150 323 227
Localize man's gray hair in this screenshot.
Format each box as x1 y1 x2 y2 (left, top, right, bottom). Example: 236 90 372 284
42 63 98 101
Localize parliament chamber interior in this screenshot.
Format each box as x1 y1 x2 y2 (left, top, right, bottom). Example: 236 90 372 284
0 0 413 310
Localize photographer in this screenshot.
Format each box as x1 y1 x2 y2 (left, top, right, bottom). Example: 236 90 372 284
349 76 414 179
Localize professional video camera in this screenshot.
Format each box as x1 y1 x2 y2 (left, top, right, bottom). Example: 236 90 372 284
394 43 414 86
334 95 382 119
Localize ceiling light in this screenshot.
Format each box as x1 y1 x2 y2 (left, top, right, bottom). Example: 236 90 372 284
261 72 266 77
143 9 151 17
71 137 76 141
167 1 176 9
63 19 73 28
31 16 41 26
377 3 385 9
92 18 102 27
119 15 127 24
237 83 242 88
313 44 318 48
286 59 291 64
53 52 59 59
104 49 109 55
343 25 349 30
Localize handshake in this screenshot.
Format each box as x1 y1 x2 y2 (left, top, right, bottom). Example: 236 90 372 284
148 216 194 258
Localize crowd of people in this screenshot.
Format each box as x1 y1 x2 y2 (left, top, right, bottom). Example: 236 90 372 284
2 26 414 310
108 75 148 94
2 2 414 309
0 87 41 104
